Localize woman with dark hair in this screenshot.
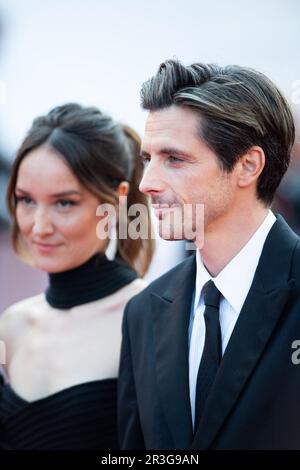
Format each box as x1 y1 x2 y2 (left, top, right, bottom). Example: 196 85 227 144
0 103 154 449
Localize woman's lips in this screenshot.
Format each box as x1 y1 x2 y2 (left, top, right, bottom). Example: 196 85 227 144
32 241 63 253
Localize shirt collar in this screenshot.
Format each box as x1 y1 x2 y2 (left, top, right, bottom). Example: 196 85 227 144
194 210 276 313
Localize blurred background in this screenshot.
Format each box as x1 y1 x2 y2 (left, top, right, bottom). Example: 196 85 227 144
0 0 299 311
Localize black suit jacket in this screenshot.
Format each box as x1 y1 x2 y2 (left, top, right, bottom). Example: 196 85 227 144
118 216 300 449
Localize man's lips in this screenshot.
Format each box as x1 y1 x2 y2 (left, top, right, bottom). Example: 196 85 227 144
151 204 181 219
151 203 180 209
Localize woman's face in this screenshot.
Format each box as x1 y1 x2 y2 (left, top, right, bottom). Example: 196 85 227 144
15 145 107 273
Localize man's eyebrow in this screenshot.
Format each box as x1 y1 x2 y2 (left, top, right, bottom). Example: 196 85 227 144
160 147 193 158
140 148 194 159
15 188 82 197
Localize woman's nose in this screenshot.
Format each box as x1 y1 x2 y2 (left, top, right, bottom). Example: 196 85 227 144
32 208 54 236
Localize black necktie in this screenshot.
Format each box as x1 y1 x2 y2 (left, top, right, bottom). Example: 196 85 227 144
194 280 222 431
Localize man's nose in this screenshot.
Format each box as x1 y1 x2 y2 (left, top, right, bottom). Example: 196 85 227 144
32 208 54 236
139 163 165 195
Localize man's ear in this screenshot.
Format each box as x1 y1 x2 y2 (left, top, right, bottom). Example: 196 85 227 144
237 146 265 188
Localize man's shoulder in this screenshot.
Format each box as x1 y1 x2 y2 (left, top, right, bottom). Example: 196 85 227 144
271 215 300 270
125 254 195 313
291 234 300 277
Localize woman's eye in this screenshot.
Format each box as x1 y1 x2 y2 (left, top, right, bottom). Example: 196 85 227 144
56 199 76 208
16 195 34 206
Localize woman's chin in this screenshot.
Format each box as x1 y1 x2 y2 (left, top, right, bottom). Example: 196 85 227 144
33 257 68 274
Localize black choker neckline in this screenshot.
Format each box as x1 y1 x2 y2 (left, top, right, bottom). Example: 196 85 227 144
45 253 138 309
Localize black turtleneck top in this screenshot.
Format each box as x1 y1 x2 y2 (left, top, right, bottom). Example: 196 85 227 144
46 253 138 309
0 254 139 450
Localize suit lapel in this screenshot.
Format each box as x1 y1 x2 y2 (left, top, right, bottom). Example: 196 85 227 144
151 254 196 449
191 215 298 449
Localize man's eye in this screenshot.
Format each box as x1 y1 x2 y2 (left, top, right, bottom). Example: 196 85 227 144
168 156 182 163
56 199 76 208
141 155 150 165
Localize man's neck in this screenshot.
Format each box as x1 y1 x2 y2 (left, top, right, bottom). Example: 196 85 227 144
197 205 269 277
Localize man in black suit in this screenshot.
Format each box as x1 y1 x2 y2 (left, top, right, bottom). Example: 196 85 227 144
118 60 300 449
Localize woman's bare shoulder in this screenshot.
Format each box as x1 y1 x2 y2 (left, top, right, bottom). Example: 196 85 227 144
0 294 46 336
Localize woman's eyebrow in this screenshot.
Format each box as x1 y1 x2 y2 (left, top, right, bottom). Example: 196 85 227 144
15 188 82 197
50 190 82 197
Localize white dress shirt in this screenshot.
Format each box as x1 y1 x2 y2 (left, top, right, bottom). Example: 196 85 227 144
188 210 276 428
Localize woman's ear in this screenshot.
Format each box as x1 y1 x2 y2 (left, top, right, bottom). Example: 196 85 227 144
117 181 130 197
237 146 265 188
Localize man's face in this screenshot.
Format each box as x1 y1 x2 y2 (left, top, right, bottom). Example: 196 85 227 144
139 105 238 243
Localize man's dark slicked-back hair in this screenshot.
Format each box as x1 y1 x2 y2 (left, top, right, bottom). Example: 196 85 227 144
141 60 295 205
